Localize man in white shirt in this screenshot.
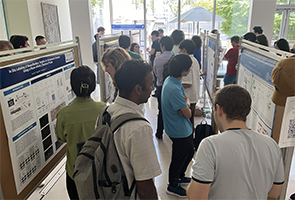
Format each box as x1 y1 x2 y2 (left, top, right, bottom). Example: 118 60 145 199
179 39 200 130
108 59 162 199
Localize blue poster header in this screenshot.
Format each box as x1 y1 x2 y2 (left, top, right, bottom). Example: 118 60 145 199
111 24 144 29
0 50 73 90
208 38 216 51
240 49 277 85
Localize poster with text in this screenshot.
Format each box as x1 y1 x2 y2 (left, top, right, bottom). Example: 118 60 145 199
0 50 75 194
206 38 216 99
279 96 295 148
238 49 277 137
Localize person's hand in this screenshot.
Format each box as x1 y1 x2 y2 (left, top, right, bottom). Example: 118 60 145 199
178 109 183 116
146 47 150 51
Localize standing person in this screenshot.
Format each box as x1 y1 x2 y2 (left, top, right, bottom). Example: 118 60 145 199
187 85 284 200
179 39 200 130
274 38 290 52
244 32 256 42
97 26 105 35
130 42 140 54
256 34 269 46
211 29 218 34
162 54 194 198
108 60 162 199
158 28 164 38
171 30 185 55
119 35 142 59
101 47 131 102
253 26 263 35
0 40 14 57
223 36 239 85
147 30 161 66
55 66 106 200
35 35 47 46
153 36 174 140
191 35 202 69
92 27 106 62
10 35 30 49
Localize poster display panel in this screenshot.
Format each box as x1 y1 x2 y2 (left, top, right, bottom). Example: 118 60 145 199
206 38 216 98
279 96 295 148
237 49 277 136
0 50 75 194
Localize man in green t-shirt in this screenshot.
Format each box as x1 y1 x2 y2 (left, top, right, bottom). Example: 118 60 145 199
119 35 142 60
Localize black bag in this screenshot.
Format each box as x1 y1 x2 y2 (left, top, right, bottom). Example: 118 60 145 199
162 55 174 81
194 120 214 151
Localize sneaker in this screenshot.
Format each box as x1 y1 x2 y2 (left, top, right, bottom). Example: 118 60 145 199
166 184 187 198
179 177 191 185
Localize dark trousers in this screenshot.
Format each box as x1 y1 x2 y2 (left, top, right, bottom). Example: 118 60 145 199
155 86 164 136
189 103 196 131
66 172 79 200
169 134 194 187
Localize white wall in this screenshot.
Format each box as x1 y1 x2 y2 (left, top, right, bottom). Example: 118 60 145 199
247 0 277 43
27 0 73 46
69 0 95 69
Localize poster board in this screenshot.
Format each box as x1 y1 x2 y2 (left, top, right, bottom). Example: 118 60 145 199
0 42 80 199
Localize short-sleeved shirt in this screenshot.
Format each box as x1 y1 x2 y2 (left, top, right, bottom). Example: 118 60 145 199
107 97 162 199
224 45 239 75
153 51 173 86
192 129 284 200
55 97 106 179
172 45 180 55
161 76 192 138
127 51 142 60
150 39 161 64
193 48 202 68
182 55 200 103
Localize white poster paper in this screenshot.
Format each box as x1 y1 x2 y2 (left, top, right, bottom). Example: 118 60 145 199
279 96 295 148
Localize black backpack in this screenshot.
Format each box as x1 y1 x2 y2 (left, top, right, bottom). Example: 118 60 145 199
74 106 147 199
162 55 174 81
194 120 214 151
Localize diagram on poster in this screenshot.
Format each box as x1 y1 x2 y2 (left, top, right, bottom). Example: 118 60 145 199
238 49 277 136
279 96 295 148
0 50 75 194
206 38 216 99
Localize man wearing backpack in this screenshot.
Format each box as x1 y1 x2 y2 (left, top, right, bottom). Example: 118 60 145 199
153 36 174 139
108 60 162 199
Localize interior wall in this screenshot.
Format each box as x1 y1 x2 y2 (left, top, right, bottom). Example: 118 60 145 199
69 0 95 70
3 0 33 44
247 0 277 43
27 0 73 46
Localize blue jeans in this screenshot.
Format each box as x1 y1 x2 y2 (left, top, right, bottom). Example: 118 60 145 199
224 74 236 86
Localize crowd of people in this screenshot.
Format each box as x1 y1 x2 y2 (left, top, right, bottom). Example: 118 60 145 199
1 25 294 200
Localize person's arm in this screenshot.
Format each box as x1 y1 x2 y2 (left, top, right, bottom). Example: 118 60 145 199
136 179 158 200
187 180 212 200
268 184 283 198
179 105 191 119
148 48 155 55
223 49 230 61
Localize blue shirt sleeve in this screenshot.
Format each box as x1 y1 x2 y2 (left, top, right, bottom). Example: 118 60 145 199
169 87 187 111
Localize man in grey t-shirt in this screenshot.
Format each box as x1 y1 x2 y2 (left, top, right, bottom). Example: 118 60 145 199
187 85 284 200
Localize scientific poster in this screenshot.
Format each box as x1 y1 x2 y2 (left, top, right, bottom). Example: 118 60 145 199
0 50 75 194
279 96 295 148
238 49 277 136
206 38 216 99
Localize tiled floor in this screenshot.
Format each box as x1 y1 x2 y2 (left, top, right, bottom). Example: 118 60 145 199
28 95 295 200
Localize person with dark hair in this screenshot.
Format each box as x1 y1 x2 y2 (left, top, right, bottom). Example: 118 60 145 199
191 35 202 68
256 34 269 46
97 26 105 35
10 35 30 49
35 35 47 46
55 65 106 200
130 42 140 54
223 36 240 85
158 28 164 38
108 60 161 199
253 26 263 35
171 29 185 55
119 35 142 59
187 85 284 200
274 38 290 52
179 39 200 131
153 36 174 140
0 40 14 57
243 32 256 42
162 54 194 198
147 30 161 66
211 29 218 34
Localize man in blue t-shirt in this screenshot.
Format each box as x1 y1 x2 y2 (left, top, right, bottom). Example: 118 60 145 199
161 54 194 198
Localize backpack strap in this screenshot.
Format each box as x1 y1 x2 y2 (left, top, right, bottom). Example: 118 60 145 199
110 113 149 133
